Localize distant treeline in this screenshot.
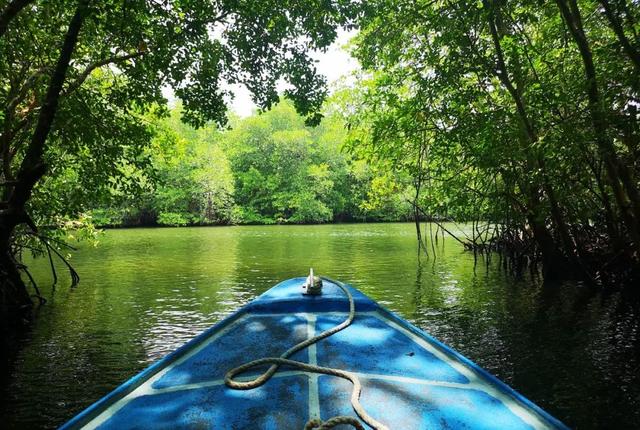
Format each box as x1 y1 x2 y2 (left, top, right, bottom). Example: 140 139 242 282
90 102 413 227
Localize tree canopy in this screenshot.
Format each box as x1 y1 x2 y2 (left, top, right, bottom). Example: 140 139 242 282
0 0 359 324
346 0 640 281
92 101 412 227
2 0 639 328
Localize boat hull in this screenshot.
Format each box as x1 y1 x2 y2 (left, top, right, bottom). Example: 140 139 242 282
61 278 568 429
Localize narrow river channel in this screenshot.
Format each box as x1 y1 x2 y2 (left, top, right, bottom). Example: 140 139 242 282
1 223 638 428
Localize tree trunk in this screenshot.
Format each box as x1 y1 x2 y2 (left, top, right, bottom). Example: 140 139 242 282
556 0 640 253
0 226 32 329
0 0 89 327
528 214 565 279
599 0 640 75
484 0 574 278
0 0 35 38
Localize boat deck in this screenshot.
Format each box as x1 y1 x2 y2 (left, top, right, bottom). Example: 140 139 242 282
61 278 568 429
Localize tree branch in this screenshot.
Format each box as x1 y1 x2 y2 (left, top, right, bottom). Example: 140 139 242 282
8 0 90 218
62 50 145 96
0 0 35 38
599 0 640 75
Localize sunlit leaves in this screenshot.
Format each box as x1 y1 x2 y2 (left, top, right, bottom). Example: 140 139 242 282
345 0 640 276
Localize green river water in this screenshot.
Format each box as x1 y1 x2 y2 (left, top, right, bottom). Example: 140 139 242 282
1 223 639 428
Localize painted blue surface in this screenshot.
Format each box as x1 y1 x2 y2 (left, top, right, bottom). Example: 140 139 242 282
318 376 534 429
152 314 309 389
316 314 469 383
98 375 308 430
61 277 570 430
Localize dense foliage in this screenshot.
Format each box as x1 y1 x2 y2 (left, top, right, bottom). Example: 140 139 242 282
92 101 412 226
2 0 638 328
0 0 359 323
347 0 640 282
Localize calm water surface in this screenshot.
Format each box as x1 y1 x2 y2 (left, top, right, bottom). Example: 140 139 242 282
1 224 639 429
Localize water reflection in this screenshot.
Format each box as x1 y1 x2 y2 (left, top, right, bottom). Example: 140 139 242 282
0 223 638 428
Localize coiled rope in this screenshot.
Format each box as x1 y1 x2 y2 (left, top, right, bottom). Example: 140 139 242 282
224 278 389 430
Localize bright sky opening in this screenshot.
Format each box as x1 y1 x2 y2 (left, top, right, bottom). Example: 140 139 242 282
227 29 359 117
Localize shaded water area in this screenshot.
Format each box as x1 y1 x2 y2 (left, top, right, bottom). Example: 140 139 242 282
1 223 639 429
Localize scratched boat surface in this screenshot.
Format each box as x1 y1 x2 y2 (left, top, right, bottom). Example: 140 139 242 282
61 278 568 429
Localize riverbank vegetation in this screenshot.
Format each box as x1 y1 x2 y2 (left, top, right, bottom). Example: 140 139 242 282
0 0 360 326
347 0 640 284
1 0 640 327
90 101 412 227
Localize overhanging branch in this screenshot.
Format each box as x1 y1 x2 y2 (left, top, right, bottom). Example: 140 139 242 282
0 0 35 38
62 51 145 97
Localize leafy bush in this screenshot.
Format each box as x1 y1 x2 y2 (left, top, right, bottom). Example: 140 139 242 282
232 207 276 225
89 209 124 227
157 212 190 226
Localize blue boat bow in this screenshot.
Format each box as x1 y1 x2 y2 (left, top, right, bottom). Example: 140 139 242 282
61 277 569 429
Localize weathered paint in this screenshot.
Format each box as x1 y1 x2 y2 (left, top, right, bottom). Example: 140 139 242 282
60 278 569 429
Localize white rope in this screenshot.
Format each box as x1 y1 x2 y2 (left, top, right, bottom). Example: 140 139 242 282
224 278 389 430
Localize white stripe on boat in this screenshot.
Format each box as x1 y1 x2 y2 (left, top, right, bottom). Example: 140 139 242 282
376 312 554 430
306 314 321 421
83 314 249 430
